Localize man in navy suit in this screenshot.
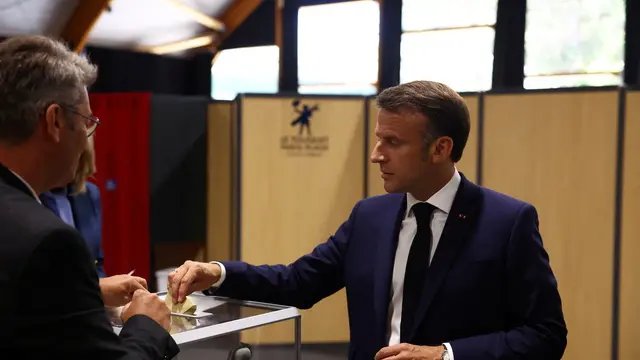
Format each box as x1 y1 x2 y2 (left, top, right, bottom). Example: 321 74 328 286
169 81 567 360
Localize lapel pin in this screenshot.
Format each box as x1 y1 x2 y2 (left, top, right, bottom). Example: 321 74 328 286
458 213 467 219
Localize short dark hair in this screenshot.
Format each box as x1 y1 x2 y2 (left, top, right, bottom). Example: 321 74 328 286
376 81 470 162
0 35 97 145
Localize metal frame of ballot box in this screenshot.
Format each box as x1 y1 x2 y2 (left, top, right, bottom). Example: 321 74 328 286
113 292 302 360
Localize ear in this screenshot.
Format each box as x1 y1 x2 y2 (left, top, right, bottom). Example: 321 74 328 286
43 104 64 143
431 136 454 163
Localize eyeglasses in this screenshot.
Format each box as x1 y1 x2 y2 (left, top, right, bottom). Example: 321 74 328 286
59 105 100 137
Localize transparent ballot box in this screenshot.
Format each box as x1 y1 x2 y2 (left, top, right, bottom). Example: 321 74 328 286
113 292 302 360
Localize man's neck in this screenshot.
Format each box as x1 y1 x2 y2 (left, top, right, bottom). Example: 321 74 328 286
410 165 456 202
0 148 49 195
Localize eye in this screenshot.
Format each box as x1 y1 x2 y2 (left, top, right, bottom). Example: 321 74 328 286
386 137 400 146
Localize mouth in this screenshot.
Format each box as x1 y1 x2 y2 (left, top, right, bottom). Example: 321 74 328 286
381 172 393 179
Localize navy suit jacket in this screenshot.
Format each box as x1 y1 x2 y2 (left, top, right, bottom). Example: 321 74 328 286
40 182 106 277
212 174 567 360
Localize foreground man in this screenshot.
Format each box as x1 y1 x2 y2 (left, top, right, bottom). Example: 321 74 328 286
170 81 567 360
0 35 179 360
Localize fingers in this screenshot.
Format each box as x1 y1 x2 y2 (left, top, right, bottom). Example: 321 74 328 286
177 267 197 303
132 276 148 290
374 344 405 360
126 277 148 293
122 280 148 303
169 266 184 298
132 288 148 300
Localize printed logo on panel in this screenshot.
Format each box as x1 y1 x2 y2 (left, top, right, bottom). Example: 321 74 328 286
280 99 329 157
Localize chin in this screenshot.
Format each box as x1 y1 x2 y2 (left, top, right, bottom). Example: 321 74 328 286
383 183 399 194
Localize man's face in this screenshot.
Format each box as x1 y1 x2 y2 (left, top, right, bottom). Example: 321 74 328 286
370 109 433 194
45 88 91 187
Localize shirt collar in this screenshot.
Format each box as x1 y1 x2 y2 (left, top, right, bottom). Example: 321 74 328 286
405 169 461 218
9 169 41 204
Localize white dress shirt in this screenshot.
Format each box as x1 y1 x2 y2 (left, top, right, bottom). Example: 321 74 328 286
212 170 462 358
386 170 461 358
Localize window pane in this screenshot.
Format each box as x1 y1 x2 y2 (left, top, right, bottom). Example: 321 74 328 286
211 45 279 100
400 27 495 92
298 84 377 96
402 0 498 31
524 73 622 89
298 0 379 86
524 0 625 76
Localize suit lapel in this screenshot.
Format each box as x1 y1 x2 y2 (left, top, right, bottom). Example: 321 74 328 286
372 194 406 347
408 175 483 340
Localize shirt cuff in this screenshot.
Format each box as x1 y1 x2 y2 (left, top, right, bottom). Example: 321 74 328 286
105 305 125 326
443 342 454 360
210 261 226 287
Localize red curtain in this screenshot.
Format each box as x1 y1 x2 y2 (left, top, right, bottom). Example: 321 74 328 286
89 93 151 282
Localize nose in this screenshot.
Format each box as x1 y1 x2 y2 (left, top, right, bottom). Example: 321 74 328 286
370 142 384 163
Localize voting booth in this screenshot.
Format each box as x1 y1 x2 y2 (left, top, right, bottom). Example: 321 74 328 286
113 293 302 360
207 94 366 344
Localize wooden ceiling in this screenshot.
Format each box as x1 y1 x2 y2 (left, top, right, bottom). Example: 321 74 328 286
0 0 262 55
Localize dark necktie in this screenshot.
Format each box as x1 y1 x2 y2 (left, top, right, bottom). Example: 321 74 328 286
401 202 436 341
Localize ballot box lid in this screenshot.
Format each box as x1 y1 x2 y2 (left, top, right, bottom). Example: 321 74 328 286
113 292 301 345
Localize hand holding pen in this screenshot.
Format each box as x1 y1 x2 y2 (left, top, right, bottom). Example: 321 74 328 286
99 269 149 307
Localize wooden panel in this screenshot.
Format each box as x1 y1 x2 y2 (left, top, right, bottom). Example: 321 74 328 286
619 91 640 360
239 96 365 343
483 91 618 360
366 95 479 197
154 242 205 270
206 102 234 262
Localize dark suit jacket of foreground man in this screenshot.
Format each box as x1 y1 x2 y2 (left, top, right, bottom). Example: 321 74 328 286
209 174 568 360
0 163 179 360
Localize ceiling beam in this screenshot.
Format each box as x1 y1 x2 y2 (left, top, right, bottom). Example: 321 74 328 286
137 0 263 55
59 0 112 53
136 34 219 55
216 0 263 43
158 0 226 32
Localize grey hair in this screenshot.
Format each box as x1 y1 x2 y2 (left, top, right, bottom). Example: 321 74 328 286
0 35 98 145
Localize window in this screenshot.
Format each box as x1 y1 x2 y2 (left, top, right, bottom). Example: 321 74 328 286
298 84 378 96
211 45 279 100
400 0 498 92
524 0 626 89
297 0 379 95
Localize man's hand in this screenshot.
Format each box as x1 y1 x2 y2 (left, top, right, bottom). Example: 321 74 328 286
121 289 171 330
99 274 148 307
375 343 445 360
168 260 221 303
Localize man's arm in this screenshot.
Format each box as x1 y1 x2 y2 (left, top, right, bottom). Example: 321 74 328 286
449 204 568 360
209 201 361 309
17 228 179 360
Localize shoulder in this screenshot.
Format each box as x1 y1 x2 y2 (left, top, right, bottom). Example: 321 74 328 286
80 182 101 212
473 184 539 230
0 188 83 277
346 193 405 226
354 193 404 213
358 192 405 207
477 184 534 213
85 182 100 199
